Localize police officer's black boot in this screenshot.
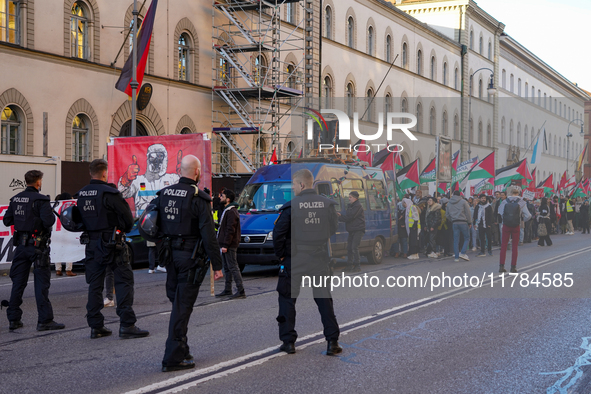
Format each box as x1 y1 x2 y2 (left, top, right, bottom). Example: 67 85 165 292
161 359 195 372
326 340 343 356
9 320 23 331
90 326 112 339
36 321 65 331
215 289 232 297
119 325 149 339
279 341 296 354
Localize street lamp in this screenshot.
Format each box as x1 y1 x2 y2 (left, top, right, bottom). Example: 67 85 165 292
468 68 496 158
566 118 585 176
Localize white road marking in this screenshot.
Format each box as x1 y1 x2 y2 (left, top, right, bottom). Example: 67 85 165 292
124 246 591 394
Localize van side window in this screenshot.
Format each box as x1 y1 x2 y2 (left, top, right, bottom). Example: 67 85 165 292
341 179 366 208
367 180 387 210
317 183 330 198
329 178 342 211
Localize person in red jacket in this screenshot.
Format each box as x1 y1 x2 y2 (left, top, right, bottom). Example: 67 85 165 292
215 189 245 299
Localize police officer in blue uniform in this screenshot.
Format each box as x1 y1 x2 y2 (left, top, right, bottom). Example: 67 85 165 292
151 155 223 372
3 170 65 331
273 168 342 355
75 159 148 339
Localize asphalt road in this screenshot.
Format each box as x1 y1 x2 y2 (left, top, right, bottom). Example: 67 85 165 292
1 233 591 394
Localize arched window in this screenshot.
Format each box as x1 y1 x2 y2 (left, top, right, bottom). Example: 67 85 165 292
517 123 521 148
502 70 506 89
180 127 192 134
255 55 268 85
417 49 422 75
478 121 483 145
402 42 408 69
366 89 374 122
443 62 448 85
442 111 448 136
518 78 521 96
178 33 190 81
71 2 88 59
478 78 483 99
286 63 296 88
454 68 459 90
547 133 551 153
385 94 392 115
525 83 528 98
347 17 354 48
367 26 374 56
430 56 435 80
479 35 483 55
1 0 20 44
554 136 557 156
256 136 266 166
401 98 408 121
346 82 354 116
510 74 514 93
501 117 505 144
386 35 392 63
509 120 514 146
488 41 492 60
524 127 528 149
119 120 148 137
429 106 436 135
416 102 422 132
323 75 332 109
325 6 332 39
544 93 547 109
287 141 295 158
470 29 474 50
487 124 492 147
1 105 22 155
469 117 473 144
72 114 90 161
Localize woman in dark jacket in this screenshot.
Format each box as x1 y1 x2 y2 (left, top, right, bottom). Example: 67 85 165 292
338 191 366 272
538 198 553 247
393 203 408 258
581 200 590 234
424 197 442 257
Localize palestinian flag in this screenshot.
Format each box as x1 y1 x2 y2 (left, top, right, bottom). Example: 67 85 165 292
570 181 586 198
565 174 576 191
353 139 372 165
584 178 591 196
468 152 495 181
537 174 554 195
397 159 420 191
420 157 436 184
451 150 460 178
527 167 537 191
558 171 567 190
495 159 529 186
437 183 448 194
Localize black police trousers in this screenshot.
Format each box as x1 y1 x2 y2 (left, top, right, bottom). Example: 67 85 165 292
7 245 54 324
276 256 340 344
162 247 204 367
84 239 137 329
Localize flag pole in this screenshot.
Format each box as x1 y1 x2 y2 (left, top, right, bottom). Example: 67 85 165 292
131 0 139 137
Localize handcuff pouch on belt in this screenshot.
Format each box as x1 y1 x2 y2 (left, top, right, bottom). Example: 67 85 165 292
187 240 209 289
32 232 51 269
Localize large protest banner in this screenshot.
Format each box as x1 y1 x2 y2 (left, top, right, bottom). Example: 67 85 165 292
107 134 212 217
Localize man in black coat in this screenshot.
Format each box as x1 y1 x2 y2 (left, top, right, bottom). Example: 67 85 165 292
473 193 493 257
215 189 244 299
338 191 365 273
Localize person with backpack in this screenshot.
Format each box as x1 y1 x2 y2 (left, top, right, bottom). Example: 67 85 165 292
498 186 532 273
447 191 472 262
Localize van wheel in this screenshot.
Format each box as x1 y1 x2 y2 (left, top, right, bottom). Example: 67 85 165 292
239 264 246 273
366 238 384 265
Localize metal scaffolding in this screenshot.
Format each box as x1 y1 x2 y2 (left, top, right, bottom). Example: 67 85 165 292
212 0 306 176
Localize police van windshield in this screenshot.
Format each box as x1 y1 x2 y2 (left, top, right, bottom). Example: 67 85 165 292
237 183 292 213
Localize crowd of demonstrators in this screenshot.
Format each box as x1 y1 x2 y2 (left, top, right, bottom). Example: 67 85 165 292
387 187 591 265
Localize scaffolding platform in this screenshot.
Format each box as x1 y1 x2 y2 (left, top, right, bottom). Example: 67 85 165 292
214 0 301 12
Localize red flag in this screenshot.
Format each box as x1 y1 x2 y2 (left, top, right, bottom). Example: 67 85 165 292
355 140 372 165
270 147 278 164
297 148 302 159
115 0 159 96
263 156 267 166
558 171 567 190
380 152 394 173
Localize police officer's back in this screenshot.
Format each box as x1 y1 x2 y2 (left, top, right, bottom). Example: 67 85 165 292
151 155 223 372
2 170 64 331
75 159 148 339
273 168 342 356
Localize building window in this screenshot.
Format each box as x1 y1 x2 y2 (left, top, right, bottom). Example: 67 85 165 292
469 117 473 144
478 78 483 99
178 33 190 81
488 41 492 60
429 107 435 135
454 114 459 140
386 35 392 63
347 17 354 48
525 83 528 98
442 111 448 136
502 70 506 89
71 2 88 59
416 103 422 132
367 26 373 56
469 30 473 50
325 6 332 39
1 105 22 155
323 76 332 109
430 56 435 80
478 121 483 145
287 141 295 158
1 0 19 44
479 35 483 55
72 114 89 161
454 68 459 90
402 42 408 68
180 127 192 134
538 90 541 106
544 93 547 109
501 117 505 144
286 63 296 88
518 79 521 96
366 89 374 122
286 3 296 24
510 74 514 93
417 50 422 76
346 82 354 116
254 55 267 85
385 94 392 115
524 127 528 149
487 124 491 147
517 124 521 148
256 137 266 166
443 62 448 85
